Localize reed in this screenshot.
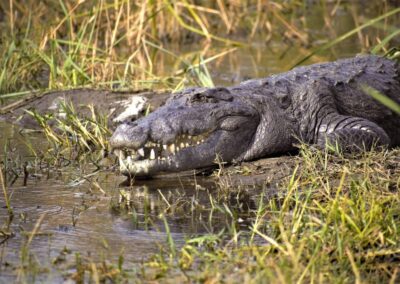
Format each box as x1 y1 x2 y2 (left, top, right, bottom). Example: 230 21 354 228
1 1 398 96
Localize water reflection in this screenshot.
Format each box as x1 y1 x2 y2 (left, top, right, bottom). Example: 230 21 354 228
0 162 260 273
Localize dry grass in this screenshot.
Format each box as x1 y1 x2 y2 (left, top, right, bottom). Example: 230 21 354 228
0 1 398 95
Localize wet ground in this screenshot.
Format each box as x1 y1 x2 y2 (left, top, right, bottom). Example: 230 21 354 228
0 118 296 281
0 164 210 268
1 1 399 281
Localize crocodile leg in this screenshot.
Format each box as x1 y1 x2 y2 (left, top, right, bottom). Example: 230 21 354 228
316 114 391 151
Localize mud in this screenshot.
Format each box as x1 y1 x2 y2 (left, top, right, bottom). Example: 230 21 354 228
0 88 170 130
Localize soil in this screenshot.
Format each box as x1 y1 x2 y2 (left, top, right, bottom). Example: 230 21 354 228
0 88 170 129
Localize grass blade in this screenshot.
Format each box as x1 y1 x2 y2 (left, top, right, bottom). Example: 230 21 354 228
293 7 400 67
362 84 400 114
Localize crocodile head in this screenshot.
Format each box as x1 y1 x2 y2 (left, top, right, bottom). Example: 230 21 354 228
110 86 293 177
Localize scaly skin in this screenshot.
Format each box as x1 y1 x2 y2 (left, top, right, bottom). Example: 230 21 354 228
110 55 400 177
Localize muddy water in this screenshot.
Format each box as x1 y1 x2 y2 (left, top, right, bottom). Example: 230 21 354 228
0 167 214 262
0 121 226 274
1 121 259 280
1 1 399 280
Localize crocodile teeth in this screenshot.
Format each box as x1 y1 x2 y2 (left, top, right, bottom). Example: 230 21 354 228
117 131 213 167
120 150 126 159
114 149 126 159
150 149 156 160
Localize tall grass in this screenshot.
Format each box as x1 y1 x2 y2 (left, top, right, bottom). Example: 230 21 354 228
0 1 398 96
0 0 249 94
0 163 13 216
293 7 400 66
362 85 400 115
25 100 110 157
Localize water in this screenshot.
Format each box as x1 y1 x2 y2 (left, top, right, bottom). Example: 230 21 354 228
0 127 216 258
0 122 259 280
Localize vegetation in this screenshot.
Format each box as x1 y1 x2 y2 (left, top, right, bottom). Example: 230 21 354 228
0 0 400 283
26 101 110 159
135 147 400 283
0 0 399 97
7 147 400 283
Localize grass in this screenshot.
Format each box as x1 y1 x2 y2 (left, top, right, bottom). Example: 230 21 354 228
118 148 397 283
0 0 249 94
292 7 400 67
0 162 13 217
9 146 396 283
122 147 399 283
3 124 400 281
25 100 111 163
362 85 400 115
0 1 399 97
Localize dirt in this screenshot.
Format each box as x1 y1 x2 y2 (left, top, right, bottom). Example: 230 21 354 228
0 88 170 130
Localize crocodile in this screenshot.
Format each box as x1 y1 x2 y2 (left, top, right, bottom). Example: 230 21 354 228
110 55 400 177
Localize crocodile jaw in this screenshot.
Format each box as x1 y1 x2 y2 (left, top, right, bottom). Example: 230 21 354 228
114 132 217 177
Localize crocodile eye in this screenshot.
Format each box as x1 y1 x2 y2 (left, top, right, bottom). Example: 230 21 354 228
275 92 291 109
190 93 218 104
190 88 233 104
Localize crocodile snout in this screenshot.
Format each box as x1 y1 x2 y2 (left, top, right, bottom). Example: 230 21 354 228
110 122 148 150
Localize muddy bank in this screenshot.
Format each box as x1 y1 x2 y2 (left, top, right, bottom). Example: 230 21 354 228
0 88 170 130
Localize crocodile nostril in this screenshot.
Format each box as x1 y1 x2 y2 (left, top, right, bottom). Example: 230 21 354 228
110 131 127 147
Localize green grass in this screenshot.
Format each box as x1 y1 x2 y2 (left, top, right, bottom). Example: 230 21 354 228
0 162 13 216
124 147 399 283
293 7 400 67
0 0 248 95
1 1 399 96
362 85 400 115
16 147 395 283
26 100 110 157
